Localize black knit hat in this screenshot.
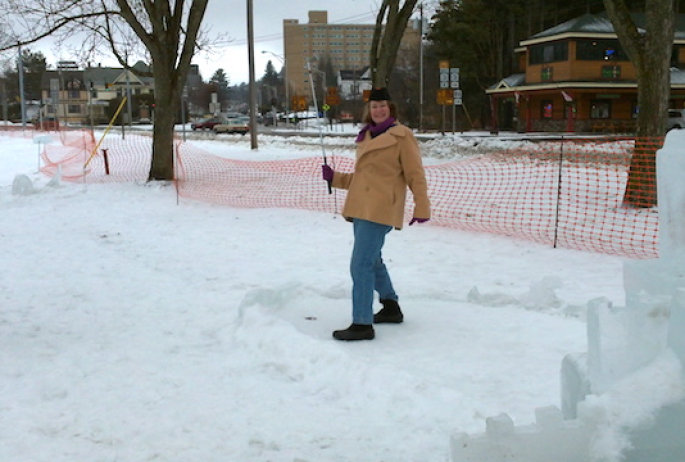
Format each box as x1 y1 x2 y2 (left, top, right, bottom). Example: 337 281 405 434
369 87 391 101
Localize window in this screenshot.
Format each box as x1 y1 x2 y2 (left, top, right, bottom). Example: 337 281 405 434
66 79 82 99
541 101 553 119
541 67 553 81
590 100 611 118
602 65 621 79
671 45 680 68
529 41 568 65
68 104 81 114
576 39 628 61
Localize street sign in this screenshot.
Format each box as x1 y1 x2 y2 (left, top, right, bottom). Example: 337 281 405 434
439 64 460 90
450 68 460 88
325 94 341 105
291 95 307 111
437 88 454 105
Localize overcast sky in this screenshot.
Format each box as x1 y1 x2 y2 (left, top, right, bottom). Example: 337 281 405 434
2 1 435 85
197 0 382 84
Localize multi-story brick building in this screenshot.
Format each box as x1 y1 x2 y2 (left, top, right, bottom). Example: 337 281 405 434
283 10 420 107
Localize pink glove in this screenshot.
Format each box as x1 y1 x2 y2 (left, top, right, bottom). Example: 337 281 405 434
322 164 334 182
409 217 429 226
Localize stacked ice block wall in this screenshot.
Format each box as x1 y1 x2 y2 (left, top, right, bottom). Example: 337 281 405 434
451 131 685 462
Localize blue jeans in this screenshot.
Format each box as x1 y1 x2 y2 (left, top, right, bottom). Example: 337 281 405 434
350 219 398 325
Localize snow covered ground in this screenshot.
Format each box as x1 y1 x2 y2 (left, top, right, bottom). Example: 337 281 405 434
0 128 681 462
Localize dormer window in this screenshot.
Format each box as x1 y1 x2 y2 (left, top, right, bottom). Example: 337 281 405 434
577 39 628 61
529 41 568 65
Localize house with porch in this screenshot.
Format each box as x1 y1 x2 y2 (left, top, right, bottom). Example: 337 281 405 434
40 61 155 125
486 12 685 133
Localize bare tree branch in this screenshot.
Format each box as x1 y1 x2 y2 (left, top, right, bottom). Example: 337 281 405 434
2 0 213 181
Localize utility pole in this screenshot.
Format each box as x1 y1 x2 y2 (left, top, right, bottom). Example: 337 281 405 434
247 0 258 149
419 3 424 132
125 53 133 128
2 78 8 125
17 44 27 127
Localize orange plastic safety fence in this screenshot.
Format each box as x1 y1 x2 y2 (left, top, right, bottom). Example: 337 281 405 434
24 130 661 259
40 132 158 183
0 126 36 138
425 138 659 258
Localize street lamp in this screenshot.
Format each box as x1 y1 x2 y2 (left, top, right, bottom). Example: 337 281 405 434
261 50 290 123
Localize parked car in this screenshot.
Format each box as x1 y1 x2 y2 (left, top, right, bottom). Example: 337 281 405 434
339 111 355 123
667 109 685 130
213 117 250 135
191 117 225 131
262 113 277 126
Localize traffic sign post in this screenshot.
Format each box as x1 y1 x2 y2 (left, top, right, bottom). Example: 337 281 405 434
437 63 462 134
450 68 460 88
291 95 307 112
325 87 340 106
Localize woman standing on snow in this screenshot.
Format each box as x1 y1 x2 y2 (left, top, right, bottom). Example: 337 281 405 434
322 87 431 341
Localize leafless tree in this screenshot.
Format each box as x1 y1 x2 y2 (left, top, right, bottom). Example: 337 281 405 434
1 0 210 181
369 0 419 87
603 0 676 207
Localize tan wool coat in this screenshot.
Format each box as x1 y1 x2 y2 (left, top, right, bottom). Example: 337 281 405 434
330 124 431 230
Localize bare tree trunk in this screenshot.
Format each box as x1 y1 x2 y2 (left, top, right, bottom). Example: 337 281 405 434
603 0 675 207
115 0 208 182
148 71 180 181
370 0 419 87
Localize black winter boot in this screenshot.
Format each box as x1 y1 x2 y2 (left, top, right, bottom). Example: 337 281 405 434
374 299 404 324
332 323 375 341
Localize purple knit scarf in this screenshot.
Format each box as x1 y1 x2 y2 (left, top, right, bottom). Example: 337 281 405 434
355 117 396 142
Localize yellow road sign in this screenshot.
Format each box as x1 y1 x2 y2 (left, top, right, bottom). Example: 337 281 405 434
437 89 454 105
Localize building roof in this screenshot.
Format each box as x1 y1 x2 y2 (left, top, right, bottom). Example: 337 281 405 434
523 12 685 44
530 13 617 39
41 62 155 88
85 62 154 86
339 67 370 81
